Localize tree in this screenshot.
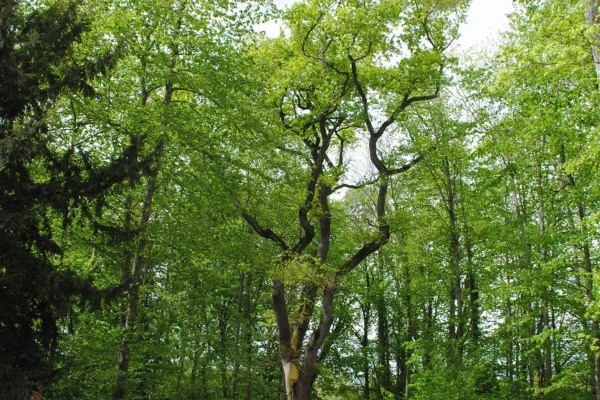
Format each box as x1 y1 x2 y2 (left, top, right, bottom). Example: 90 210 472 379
241 0 467 398
8 1 600 399
0 1 136 397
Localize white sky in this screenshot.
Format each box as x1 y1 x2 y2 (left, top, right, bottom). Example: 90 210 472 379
457 0 514 49
257 0 515 50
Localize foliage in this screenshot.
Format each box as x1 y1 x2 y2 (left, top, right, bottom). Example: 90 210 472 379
4 0 600 399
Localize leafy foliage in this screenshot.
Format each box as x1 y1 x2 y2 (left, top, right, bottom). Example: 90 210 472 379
4 0 600 400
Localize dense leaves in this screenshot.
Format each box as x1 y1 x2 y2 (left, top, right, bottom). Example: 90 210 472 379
0 1 133 396
3 0 600 399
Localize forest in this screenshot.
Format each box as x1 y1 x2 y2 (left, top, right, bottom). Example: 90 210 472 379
2 0 600 399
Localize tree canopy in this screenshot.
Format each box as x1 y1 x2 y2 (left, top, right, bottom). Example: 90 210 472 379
2 0 600 399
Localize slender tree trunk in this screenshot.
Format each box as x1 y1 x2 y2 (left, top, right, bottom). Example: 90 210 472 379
200 314 211 400
395 333 407 400
219 302 230 398
376 268 392 394
396 260 413 399
507 163 542 394
363 317 370 400
563 205 595 395
190 348 199 400
466 268 479 344
114 192 134 399
581 201 600 400
113 20 177 394
536 153 552 389
502 214 515 385
176 327 188 396
423 295 434 370
230 273 244 399
507 295 514 381
443 158 463 367
362 270 371 400
201 360 209 400
113 54 148 399
551 306 562 376
114 140 164 399
113 137 165 399
461 196 479 346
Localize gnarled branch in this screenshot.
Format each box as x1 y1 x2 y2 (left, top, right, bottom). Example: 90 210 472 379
242 213 290 251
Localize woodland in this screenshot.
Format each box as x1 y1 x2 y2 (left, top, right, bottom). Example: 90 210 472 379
2 0 600 399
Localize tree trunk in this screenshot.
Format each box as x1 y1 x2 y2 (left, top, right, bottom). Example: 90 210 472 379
423 296 434 370
113 137 165 399
113 32 174 396
443 157 463 367
463 210 479 346
244 46 429 400
362 269 371 400
507 163 541 393
363 320 370 400
396 260 413 399
536 154 552 389
175 327 188 396
190 348 199 400
376 281 392 394
507 295 514 381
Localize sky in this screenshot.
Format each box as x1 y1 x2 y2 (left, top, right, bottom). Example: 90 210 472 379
257 0 516 50
457 0 514 49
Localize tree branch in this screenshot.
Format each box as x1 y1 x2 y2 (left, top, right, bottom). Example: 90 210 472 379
388 155 422 175
338 240 383 275
400 88 440 110
242 213 290 251
349 56 376 136
332 177 378 192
